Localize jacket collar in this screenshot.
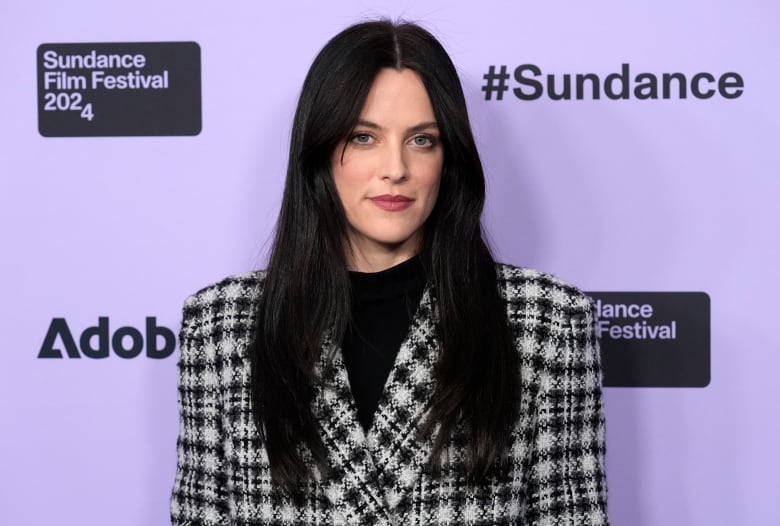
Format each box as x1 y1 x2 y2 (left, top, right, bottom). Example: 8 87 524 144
312 288 440 524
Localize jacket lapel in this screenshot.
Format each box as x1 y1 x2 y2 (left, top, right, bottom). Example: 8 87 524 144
312 332 393 525
313 288 441 523
365 288 440 513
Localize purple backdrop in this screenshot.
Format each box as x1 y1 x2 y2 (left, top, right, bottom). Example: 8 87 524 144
2 1 778 525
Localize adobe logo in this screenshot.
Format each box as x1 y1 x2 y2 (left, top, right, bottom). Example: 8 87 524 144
38 317 175 359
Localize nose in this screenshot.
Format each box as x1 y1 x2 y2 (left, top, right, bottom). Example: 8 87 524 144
381 142 409 183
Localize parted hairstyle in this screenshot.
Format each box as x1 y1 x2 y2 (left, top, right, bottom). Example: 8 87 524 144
249 19 520 497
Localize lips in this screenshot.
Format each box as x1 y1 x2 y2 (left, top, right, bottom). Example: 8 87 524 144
369 194 414 211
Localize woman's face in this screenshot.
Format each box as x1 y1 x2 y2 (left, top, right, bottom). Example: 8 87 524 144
331 67 443 272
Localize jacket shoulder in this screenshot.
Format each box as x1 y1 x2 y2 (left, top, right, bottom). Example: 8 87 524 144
184 270 266 312
495 263 593 315
178 271 266 364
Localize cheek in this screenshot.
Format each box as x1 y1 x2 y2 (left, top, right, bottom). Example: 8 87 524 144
416 180 441 226
426 179 441 213
332 163 359 206
421 160 443 208
332 154 374 201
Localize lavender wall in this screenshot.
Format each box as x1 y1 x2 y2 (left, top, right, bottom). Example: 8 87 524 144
2 1 777 524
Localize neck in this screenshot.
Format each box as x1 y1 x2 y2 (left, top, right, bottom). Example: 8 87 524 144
345 236 421 273
347 251 417 273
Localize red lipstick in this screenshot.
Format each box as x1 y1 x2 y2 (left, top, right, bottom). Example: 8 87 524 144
369 194 414 211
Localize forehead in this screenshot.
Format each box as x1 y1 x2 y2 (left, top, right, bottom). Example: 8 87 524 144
359 68 436 125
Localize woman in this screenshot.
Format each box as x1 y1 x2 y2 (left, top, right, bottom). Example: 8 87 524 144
171 20 609 526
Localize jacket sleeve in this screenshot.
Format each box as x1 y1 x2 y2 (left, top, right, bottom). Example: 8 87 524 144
523 300 610 525
170 296 231 526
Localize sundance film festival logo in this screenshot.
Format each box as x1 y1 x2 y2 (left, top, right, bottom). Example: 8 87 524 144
38 317 176 359
588 292 710 387
37 42 201 137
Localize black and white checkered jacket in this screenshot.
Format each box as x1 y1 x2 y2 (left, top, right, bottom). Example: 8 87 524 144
171 264 609 525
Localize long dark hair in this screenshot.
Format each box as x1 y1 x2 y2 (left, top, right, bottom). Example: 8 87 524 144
250 19 519 496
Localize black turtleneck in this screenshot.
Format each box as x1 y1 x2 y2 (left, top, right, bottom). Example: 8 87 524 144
342 256 427 432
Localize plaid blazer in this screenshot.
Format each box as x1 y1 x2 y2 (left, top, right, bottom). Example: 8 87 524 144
171 264 609 525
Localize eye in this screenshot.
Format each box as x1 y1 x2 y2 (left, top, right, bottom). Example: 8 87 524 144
410 134 436 148
350 133 374 145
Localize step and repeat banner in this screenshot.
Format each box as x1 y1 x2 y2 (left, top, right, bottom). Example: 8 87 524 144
1 1 777 525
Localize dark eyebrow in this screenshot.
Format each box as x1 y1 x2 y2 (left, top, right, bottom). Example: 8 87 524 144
355 119 439 134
